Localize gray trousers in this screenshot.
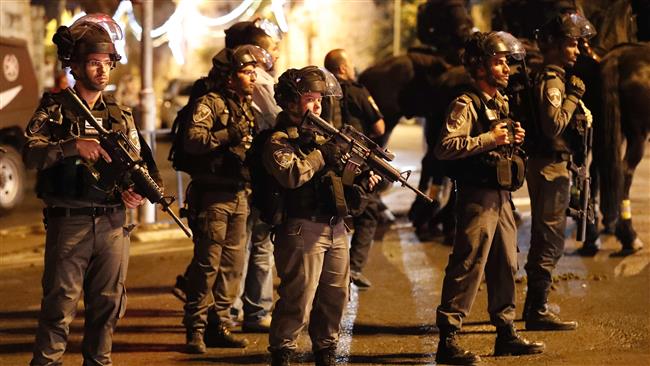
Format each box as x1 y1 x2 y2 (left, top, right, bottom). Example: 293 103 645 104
231 207 275 322
269 218 349 352
436 185 518 331
31 210 129 366
183 189 249 331
525 158 570 296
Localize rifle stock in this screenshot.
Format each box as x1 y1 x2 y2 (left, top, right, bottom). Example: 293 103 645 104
302 110 432 203
58 88 192 238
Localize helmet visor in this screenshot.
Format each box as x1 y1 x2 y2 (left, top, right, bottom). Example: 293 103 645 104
233 45 273 71
255 18 283 41
72 13 124 42
297 67 342 98
565 13 597 39
492 31 526 61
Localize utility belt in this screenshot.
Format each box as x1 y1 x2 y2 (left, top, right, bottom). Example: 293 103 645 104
287 214 342 226
44 206 124 218
449 148 527 192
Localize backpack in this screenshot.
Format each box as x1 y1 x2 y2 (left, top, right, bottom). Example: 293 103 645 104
168 78 209 173
246 129 286 225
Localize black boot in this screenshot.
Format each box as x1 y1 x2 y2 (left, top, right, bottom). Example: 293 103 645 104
524 288 577 331
172 274 188 302
435 329 481 365
270 348 293 366
185 329 207 354
526 307 578 330
577 222 601 256
204 323 249 348
314 346 337 366
494 325 545 356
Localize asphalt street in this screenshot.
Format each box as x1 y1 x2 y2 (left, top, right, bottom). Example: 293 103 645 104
1 123 648 366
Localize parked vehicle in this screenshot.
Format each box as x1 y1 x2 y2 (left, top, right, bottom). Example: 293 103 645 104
0 37 39 213
159 78 193 128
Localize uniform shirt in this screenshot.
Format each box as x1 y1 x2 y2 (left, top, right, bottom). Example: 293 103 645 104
334 78 384 136
262 112 325 190
185 89 255 183
534 64 580 153
435 89 506 161
251 67 281 132
24 90 154 208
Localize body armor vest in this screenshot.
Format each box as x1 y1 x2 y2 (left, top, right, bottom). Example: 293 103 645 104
530 68 587 156
36 93 137 203
448 90 527 191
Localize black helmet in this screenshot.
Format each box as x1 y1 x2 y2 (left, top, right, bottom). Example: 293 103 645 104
225 18 282 49
211 45 273 77
274 66 342 110
53 13 123 66
536 12 597 44
462 31 524 73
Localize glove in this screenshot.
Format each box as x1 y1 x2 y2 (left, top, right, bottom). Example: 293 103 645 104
318 141 343 168
227 119 251 145
566 75 586 100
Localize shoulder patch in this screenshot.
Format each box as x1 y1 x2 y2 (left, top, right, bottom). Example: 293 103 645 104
449 97 471 123
546 87 562 108
367 95 380 113
273 148 293 169
193 103 212 123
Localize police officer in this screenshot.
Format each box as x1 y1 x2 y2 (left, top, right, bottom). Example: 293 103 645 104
225 20 281 332
264 66 380 366
523 12 597 331
434 31 544 365
24 14 158 366
323 48 385 290
182 45 270 353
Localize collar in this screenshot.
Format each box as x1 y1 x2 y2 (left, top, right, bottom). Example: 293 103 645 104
545 64 566 76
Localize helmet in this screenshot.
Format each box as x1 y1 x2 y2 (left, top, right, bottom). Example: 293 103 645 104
53 13 123 66
211 45 273 77
462 31 525 72
536 12 597 44
274 66 342 109
225 18 282 49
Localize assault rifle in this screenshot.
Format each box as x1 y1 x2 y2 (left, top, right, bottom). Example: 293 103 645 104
566 101 594 242
302 110 432 203
57 87 192 238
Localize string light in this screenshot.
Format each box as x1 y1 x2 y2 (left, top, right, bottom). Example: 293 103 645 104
65 0 280 65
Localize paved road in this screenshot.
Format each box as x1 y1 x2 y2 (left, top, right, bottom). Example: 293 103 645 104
1 124 648 365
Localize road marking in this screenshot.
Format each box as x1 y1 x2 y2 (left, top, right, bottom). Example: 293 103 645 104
614 249 650 277
396 226 438 364
337 284 359 363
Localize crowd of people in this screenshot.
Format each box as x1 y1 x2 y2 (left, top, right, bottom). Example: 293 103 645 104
22 2 642 366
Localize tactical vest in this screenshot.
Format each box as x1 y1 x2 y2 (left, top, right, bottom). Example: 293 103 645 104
530 67 586 156
447 90 527 191
177 92 255 187
36 93 139 203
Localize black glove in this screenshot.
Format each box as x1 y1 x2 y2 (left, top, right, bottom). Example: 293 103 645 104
566 75 586 100
318 141 343 168
227 119 251 145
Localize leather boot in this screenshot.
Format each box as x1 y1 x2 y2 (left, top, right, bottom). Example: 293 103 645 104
435 328 481 365
577 222 601 256
314 346 337 366
524 287 577 331
494 325 545 356
204 322 249 348
270 348 293 366
185 329 207 354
